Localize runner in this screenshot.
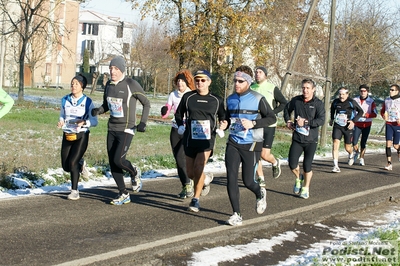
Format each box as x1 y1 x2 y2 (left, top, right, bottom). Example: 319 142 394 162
352 85 377 166
91 56 150 205
329 87 363 173
175 70 225 212
284 78 325 199
380 84 400 171
251 66 287 184
224 65 276 226
161 69 195 198
57 74 98 200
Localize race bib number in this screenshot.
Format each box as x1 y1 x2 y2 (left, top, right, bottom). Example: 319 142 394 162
388 107 399 122
62 119 81 133
107 97 124 118
334 113 348 127
295 125 310 136
191 120 211 140
229 118 248 139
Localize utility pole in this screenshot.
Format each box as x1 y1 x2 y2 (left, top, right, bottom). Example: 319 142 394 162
280 0 320 93
320 0 337 147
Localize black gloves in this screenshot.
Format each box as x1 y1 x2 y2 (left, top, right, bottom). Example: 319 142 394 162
136 122 146 132
161 106 168 116
91 108 100 116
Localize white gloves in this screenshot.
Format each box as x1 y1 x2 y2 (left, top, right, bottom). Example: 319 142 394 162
178 125 185 135
216 129 225 138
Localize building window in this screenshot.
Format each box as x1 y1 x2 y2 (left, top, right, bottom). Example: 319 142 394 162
123 43 130 55
46 63 51 75
82 23 99 36
56 64 62 75
117 22 124 38
85 40 95 59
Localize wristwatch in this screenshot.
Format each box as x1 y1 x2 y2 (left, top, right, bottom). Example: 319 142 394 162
252 120 257 127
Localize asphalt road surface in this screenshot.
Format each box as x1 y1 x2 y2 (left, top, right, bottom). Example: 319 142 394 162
1 153 399 266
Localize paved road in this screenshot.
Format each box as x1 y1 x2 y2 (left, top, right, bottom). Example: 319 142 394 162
1 153 399 266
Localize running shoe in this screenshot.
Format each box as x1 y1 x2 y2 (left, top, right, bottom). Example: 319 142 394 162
178 180 194 199
359 158 365 166
353 151 359 164
188 198 200 212
67 189 80 200
257 177 266 188
272 159 281 179
331 166 341 173
293 174 304 194
384 164 392 171
178 186 188 199
348 155 354 166
201 173 213 196
204 173 214 186
131 167 142 193
110 192 131 205
299 187 309 199
79 159 89 179
226 212 243 226
256 187 267 214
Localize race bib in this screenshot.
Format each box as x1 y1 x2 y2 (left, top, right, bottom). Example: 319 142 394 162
107 97 124 118
229 118 248 139
295 125 310 136
191 120 211 140
388 107 399 122
62 119 81 133
334 113 348 127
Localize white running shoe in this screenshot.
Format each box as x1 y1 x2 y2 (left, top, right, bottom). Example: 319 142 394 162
359 158 365 166
79 159 89 179
256 188 267 214
110 192 131 205
226 212 243 226
67 189 80 200
201 173 213 196
331 166 341 173
131 167 142 193
348 155 354 166
204 173 214 186
384 164 392 171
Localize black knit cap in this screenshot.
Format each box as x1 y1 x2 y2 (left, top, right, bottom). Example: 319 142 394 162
176 73 189 86
72 74 87 90
255 66 268 76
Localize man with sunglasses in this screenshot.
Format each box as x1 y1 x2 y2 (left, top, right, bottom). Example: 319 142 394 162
223 65 276 226
175 70 226 213
251 66 287 184
352 85 377 166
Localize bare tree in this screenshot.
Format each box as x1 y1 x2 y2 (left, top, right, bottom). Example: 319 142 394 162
0 0 72 100
333 0 400 90
131 20 176 94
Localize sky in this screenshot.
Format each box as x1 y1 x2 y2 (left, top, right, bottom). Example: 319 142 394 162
80 0 150 24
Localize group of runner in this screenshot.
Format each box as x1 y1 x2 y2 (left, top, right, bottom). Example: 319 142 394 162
51 55 400 226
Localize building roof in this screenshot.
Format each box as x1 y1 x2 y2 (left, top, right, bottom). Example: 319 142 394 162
79 10 135 28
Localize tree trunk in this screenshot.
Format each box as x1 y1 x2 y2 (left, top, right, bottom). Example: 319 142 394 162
18 41 27 101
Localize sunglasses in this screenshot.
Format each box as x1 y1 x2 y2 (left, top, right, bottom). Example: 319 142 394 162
195 79 207 83
360 89 367 92
234 79 246 84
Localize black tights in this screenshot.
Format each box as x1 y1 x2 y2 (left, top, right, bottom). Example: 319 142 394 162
107 130 136 193
61 133 89 190
225 144 261 214
170 127 190 186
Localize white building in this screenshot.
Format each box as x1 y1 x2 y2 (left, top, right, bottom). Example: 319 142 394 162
76 10 136 76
